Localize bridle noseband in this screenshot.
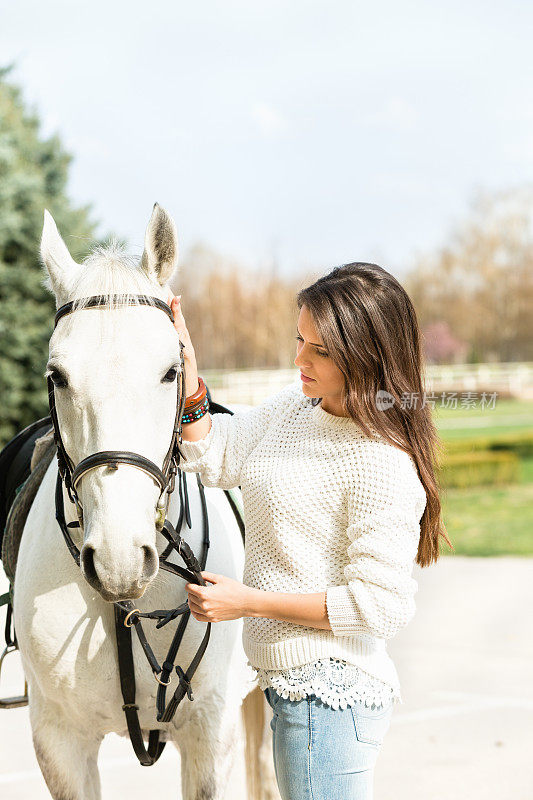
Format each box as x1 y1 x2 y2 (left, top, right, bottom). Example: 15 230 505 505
47 294 187 549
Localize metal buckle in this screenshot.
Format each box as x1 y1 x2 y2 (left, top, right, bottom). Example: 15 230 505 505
123 609 141 628
0 645 29 709
155 505 166 531
155 487 170 531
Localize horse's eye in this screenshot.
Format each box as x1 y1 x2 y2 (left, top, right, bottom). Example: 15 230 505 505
49 369 68 388
162 367 178 383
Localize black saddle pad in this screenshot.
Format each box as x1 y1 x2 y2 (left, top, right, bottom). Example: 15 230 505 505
0 416 54 555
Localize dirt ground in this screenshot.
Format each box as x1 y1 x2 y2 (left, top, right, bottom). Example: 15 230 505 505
1 555 532 799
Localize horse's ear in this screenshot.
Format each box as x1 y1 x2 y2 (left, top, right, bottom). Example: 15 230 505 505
140 203 178 286
40 210 80 305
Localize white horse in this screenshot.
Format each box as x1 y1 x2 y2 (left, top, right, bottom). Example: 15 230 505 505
12 205 275 800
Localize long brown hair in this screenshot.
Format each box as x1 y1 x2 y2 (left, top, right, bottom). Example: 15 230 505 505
297 262 453 567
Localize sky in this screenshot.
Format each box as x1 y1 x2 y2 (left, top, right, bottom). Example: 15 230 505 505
2 0 533 279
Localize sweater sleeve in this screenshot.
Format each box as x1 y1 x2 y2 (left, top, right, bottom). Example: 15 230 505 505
177 381 301 490
325 445 427 640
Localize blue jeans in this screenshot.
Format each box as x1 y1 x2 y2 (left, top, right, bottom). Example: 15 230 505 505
264 687 393 800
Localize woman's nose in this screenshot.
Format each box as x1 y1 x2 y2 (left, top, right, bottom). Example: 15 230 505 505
294 352 310 368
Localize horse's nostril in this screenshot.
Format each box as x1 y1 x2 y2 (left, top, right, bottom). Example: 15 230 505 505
141 545 158 582
78 541 158 598
80 544 98 585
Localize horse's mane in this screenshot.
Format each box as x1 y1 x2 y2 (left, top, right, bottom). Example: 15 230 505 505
42 239 163 311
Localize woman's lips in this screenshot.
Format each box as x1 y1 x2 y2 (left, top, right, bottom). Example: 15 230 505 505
300 372 315 383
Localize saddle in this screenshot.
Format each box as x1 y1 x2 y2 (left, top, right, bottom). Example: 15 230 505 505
0 417 56 586
0 416 55 709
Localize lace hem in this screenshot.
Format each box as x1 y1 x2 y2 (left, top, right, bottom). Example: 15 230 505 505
252 657 403 711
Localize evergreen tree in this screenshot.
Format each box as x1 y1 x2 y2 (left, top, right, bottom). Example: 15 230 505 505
0 66 97 446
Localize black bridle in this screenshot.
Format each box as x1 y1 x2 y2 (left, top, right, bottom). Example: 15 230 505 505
48 294 186 544
47 293 212 766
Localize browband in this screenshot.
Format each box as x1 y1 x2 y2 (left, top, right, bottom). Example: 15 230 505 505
54 294 174 329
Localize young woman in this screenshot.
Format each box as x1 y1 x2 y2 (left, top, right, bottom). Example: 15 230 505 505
168 262 450 800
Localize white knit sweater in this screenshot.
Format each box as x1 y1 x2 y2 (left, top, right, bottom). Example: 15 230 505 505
178 380 427 698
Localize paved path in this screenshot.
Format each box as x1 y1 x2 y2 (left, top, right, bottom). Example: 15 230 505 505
1 555 532 799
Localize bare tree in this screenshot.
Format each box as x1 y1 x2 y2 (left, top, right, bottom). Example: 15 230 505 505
170 244 304 369
406 185 533 362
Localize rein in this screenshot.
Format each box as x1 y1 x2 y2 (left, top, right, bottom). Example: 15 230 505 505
47 293 211 766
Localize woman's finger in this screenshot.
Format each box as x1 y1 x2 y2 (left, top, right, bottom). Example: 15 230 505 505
189 606 209 620
170 297 180 316
200 571 219 583
187 597 205 614
170 297 186 333
190 610 210 622
166 296 197 372
185 583 205 597
187 591 202 604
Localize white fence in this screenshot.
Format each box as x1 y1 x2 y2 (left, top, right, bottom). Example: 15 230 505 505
203 368 300 407
424 362 533 398
203 363 533 406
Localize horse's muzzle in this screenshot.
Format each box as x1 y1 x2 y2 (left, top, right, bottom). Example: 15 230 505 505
80 542 159 602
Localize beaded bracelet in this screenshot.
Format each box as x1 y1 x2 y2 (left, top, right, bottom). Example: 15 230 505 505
182 394 209 424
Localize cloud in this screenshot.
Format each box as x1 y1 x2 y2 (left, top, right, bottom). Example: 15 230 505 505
251 102 289 137
366 172 430 198
364 97 419 131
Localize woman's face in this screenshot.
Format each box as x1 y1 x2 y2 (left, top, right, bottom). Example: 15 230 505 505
294 304 346 412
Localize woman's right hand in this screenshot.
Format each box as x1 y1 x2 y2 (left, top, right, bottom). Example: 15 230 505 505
166 290 199 397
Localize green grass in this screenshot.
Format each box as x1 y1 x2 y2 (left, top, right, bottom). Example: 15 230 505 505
435 399 533 419
521 457 533 483
434 399 533 440
432 399 533 556
440 458 533 557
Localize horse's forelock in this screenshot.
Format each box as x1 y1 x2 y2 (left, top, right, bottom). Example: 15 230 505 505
69 240 163 311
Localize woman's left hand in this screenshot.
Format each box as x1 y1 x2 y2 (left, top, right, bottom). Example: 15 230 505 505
186 572 255 623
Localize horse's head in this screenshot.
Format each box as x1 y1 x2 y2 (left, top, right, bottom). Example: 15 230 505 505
40 204 182 602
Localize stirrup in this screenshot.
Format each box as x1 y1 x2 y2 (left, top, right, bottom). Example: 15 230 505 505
0 644 28 709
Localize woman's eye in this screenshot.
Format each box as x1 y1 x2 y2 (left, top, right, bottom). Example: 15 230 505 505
162 367 178 383
295 335 328 357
